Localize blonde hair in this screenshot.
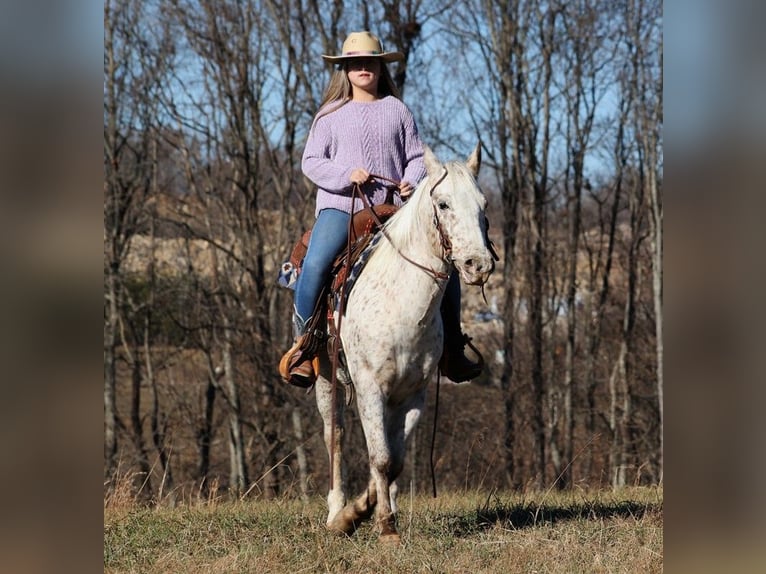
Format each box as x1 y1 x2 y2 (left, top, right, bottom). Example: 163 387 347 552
313 61 401 124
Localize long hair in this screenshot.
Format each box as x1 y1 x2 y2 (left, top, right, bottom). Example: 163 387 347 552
313 61 401 125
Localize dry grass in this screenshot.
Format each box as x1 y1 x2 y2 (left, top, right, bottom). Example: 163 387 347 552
104 486 662 573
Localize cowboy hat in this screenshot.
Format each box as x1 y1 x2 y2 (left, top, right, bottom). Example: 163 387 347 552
322 31 404 63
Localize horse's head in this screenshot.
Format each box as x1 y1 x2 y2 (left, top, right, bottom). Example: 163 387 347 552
424 143 496 286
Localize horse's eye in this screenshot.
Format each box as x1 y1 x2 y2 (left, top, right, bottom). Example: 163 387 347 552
438 201 449 210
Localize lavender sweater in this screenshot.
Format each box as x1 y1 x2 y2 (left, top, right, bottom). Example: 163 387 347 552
302 96 427 217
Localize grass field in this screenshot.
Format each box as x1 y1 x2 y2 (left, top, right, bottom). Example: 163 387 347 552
104 486 661 573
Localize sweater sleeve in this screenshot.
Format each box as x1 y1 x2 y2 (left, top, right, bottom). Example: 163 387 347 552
301 113 354 194
400 106 427 186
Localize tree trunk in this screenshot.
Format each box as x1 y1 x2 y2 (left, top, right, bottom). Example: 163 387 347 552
149 364 174 503
608 340 628 487
650 181 663 482
104 270 119 485
221 336 247 496
529 182 547 489
130 356 152 499
198 372 217 497
612 170 642 486
292 408 310 503
103 0 119 489
144 213 174 503
562 170 583 488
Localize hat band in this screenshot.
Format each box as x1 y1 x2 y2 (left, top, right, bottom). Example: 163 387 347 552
343 50 382 56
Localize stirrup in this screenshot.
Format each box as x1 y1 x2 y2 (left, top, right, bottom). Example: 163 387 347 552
463 335 485 371
279 339 318 388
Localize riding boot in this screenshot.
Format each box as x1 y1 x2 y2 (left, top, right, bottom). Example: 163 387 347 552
278 311 319 388
439 274 484 382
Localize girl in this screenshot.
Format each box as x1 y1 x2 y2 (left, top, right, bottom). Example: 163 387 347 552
280 31 481 387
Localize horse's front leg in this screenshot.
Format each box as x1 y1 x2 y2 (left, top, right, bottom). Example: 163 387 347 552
353 386 401 543
388 390 426 516
315 374 346 525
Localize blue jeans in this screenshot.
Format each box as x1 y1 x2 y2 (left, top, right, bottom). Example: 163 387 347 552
294 208 351 327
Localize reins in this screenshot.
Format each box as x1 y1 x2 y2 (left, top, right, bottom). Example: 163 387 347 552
430 370 441 497
327 185 361 490
327 179 391 490
359 172 452 281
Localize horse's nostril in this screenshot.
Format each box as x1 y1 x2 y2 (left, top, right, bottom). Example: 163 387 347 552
465 258 474 269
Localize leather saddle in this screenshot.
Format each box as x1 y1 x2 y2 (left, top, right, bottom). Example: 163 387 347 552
286 203 399 292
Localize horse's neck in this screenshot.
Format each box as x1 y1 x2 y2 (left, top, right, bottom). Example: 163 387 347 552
364 242 447 328
365 195 450 316
370 234 447 288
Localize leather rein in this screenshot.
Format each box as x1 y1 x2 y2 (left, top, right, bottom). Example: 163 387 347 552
354 170 452 282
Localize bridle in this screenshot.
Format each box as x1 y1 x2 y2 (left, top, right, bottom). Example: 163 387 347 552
355 169 452 281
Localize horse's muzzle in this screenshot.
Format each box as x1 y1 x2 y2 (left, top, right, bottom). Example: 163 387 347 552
456 254 495 286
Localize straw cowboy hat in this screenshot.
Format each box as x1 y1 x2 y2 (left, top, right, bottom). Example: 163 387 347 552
322 31 404 63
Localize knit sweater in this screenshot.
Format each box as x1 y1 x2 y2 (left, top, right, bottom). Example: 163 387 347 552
302 95 427 217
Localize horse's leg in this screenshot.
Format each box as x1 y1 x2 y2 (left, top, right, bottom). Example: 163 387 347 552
388 390 426 516
324 378 386 536
326 477 377 536
348 385 401 543
315 375 346 527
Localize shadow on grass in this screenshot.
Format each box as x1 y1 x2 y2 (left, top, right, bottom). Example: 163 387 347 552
438 499 662 537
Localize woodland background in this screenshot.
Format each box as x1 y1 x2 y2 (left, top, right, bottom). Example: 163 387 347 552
104 0 662 503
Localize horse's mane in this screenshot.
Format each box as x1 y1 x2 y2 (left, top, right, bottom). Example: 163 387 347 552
380 175 435 252
379 161 477 256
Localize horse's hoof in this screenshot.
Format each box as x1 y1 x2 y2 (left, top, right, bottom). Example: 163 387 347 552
326 517 356 536
327 526 352 537
379 533 401 545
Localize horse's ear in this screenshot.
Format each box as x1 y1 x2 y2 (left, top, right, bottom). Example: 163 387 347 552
466 141 481 177
423 145 441 176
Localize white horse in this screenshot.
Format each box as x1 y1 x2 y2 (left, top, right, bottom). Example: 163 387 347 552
315 143 495 544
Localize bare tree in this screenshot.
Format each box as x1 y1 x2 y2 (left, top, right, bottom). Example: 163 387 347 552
104 0 169 489
377 0 426 95
551 0 615 488
629 0 663 481
603 0 661 487
441 0 662 489
162 0 345 497
483 0 560 489
446 0 555 488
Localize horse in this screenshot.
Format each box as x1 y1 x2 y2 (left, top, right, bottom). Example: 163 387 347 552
314 143 495 544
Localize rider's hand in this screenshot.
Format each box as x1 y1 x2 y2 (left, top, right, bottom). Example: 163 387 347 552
350 168 370 185
398 181 414 198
